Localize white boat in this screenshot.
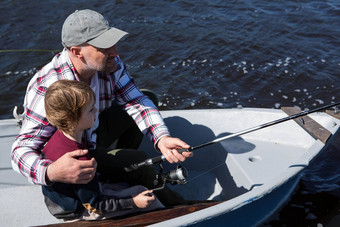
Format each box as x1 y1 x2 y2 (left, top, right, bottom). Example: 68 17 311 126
1 106 339 227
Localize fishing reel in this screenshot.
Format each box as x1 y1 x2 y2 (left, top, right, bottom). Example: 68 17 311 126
152 163 188 191
124 152 189 191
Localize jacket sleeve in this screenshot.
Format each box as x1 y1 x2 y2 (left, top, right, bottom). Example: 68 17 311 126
75 176 135 214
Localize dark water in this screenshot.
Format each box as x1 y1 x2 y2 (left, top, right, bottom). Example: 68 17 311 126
1 0 339 226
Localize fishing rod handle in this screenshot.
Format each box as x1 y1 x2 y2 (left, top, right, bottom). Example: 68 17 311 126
124 155 166 172
177 147 194 153
124 147 193 172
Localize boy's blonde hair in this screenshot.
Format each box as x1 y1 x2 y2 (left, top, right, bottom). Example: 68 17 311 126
45 80 95 134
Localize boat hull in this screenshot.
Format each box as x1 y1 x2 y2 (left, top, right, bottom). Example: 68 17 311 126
1 107 339 226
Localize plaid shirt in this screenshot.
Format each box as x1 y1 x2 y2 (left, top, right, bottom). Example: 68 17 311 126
11 49 170 185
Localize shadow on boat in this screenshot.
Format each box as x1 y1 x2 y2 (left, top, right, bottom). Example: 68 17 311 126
140 116 254 202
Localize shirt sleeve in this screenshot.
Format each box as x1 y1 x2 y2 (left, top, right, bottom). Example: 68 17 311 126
11 50 78 186
113 60 170 145
11 78 55 185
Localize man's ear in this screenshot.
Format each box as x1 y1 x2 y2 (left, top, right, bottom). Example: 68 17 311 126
70 46 83 58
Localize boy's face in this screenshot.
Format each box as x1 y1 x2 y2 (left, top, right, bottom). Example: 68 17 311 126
76 98 97 131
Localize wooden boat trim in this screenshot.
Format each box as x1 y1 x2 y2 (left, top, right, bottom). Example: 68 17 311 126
39 201 222 227
281 106 332 144
326 109 340 120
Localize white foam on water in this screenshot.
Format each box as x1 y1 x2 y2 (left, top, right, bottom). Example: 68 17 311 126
315 99 324 105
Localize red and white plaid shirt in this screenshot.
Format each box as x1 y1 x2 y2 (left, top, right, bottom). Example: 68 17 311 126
11 49 169 185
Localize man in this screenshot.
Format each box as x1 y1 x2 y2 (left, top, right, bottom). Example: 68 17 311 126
11 9 191 206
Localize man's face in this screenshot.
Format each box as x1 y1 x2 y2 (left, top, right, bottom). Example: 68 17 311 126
81 44 119 73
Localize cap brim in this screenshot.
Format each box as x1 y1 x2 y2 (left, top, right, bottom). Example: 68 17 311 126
87 27 128 49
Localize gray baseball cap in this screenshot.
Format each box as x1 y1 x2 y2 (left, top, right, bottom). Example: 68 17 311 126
61 9 128 48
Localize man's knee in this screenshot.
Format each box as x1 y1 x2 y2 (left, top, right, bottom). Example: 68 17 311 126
111 149 148 164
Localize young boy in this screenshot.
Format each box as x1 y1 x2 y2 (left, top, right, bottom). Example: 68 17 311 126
42 80 164 221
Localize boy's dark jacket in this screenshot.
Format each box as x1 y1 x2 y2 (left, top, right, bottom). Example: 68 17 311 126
42 130 134 220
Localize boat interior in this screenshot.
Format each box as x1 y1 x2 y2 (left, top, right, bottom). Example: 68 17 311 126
140 109 339 203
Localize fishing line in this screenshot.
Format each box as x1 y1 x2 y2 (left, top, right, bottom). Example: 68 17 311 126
184 162 227 184
0 49 61 53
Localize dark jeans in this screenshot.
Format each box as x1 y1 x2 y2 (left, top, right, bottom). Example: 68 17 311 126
91 93 186 206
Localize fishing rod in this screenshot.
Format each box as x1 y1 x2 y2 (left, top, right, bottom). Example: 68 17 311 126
125 101 340 173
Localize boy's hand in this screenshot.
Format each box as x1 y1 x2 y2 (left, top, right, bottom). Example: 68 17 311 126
133 190 155 208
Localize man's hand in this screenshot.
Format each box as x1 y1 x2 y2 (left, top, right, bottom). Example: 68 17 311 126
157 135 192 163
46 149 97 184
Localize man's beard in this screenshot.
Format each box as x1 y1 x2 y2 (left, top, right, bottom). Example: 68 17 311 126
86 59 117 73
